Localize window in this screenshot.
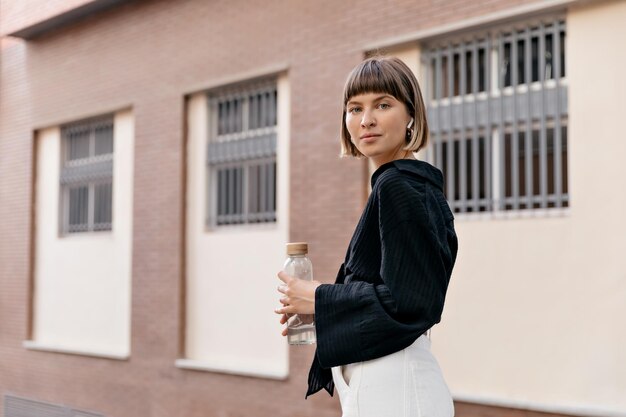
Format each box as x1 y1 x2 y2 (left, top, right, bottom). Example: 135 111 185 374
206 80 277 227
60 115 114 234
422 17 568 213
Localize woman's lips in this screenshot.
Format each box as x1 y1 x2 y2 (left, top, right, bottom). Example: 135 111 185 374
361 134 380 143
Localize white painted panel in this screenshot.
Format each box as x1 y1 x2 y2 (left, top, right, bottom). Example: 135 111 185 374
430 2 626 415
184 75 289 378
31 110 134 357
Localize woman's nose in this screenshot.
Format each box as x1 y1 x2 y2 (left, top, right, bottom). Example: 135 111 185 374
360 111 376 127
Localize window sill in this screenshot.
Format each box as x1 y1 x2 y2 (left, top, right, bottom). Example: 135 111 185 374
23 340 129 360
454 207 571 222
204 221 279 234
175 358 288 380
58 231 114 239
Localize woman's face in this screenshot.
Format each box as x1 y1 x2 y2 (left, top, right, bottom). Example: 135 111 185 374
345 92 413 167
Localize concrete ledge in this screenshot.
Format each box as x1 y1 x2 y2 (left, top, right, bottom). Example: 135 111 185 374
453 392 626 417
23 340 129 360
175 358 288 380
6 0 129 40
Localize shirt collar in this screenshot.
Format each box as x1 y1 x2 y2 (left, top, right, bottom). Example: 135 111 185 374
370 158 445 192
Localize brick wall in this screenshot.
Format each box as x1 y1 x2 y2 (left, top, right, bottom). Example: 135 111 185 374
0 0 554 416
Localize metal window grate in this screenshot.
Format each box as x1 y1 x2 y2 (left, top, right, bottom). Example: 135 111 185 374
422 17 568 214
206 80 278 227
60 115 114 234
4 394 104 417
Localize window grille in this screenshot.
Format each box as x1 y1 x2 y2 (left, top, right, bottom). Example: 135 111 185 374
60 115 114 234
4 394 104 417
206 80 277 227
422 17 568 214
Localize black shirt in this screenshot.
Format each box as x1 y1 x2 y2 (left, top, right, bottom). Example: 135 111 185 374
305 158 458 398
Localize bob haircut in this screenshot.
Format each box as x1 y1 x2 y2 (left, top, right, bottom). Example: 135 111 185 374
340 56 429 158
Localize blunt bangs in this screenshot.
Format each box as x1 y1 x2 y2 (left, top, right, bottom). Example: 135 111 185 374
343 59 413 114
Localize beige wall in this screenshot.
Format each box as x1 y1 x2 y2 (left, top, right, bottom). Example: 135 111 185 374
27 110 134 359
435 1 626 415
179 75 290 379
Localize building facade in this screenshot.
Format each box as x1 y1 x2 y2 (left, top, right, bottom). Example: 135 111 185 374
1 0 625 416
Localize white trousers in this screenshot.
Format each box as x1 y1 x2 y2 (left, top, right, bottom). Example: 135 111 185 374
331 334 454 417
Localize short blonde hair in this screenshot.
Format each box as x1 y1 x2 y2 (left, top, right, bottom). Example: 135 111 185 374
340 56 429 158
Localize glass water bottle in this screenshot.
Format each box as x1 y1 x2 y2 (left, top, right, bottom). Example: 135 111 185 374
282 242 317 345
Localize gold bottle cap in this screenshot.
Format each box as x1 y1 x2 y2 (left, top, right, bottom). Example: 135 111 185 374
286 242 308 256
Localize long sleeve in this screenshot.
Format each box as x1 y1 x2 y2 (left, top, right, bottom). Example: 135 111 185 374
313 175 457 369
306 160 458 399
305 261 346 399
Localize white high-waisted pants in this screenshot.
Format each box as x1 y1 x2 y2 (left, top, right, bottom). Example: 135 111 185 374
330 334 454 417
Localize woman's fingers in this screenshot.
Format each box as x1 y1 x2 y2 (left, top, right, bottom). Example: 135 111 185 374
279 312 295 336
274 306 286 314
280 313 293 336
277 305 297 315
277 271 294 284
279 313 293 325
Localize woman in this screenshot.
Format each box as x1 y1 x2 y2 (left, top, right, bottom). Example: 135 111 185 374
275 56 458 417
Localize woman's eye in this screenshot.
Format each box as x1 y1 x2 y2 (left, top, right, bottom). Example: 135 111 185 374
378 103 390 109
349 107 361 113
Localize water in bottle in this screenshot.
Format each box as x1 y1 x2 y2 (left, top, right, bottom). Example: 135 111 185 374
282 242 317 345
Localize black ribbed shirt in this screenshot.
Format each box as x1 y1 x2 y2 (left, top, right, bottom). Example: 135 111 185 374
305 158 458 398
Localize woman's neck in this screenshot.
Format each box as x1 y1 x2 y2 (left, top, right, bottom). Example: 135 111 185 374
370 151 416 171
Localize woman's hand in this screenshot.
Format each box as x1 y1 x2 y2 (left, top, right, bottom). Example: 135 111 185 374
278 312 293 337
275 270 322 317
